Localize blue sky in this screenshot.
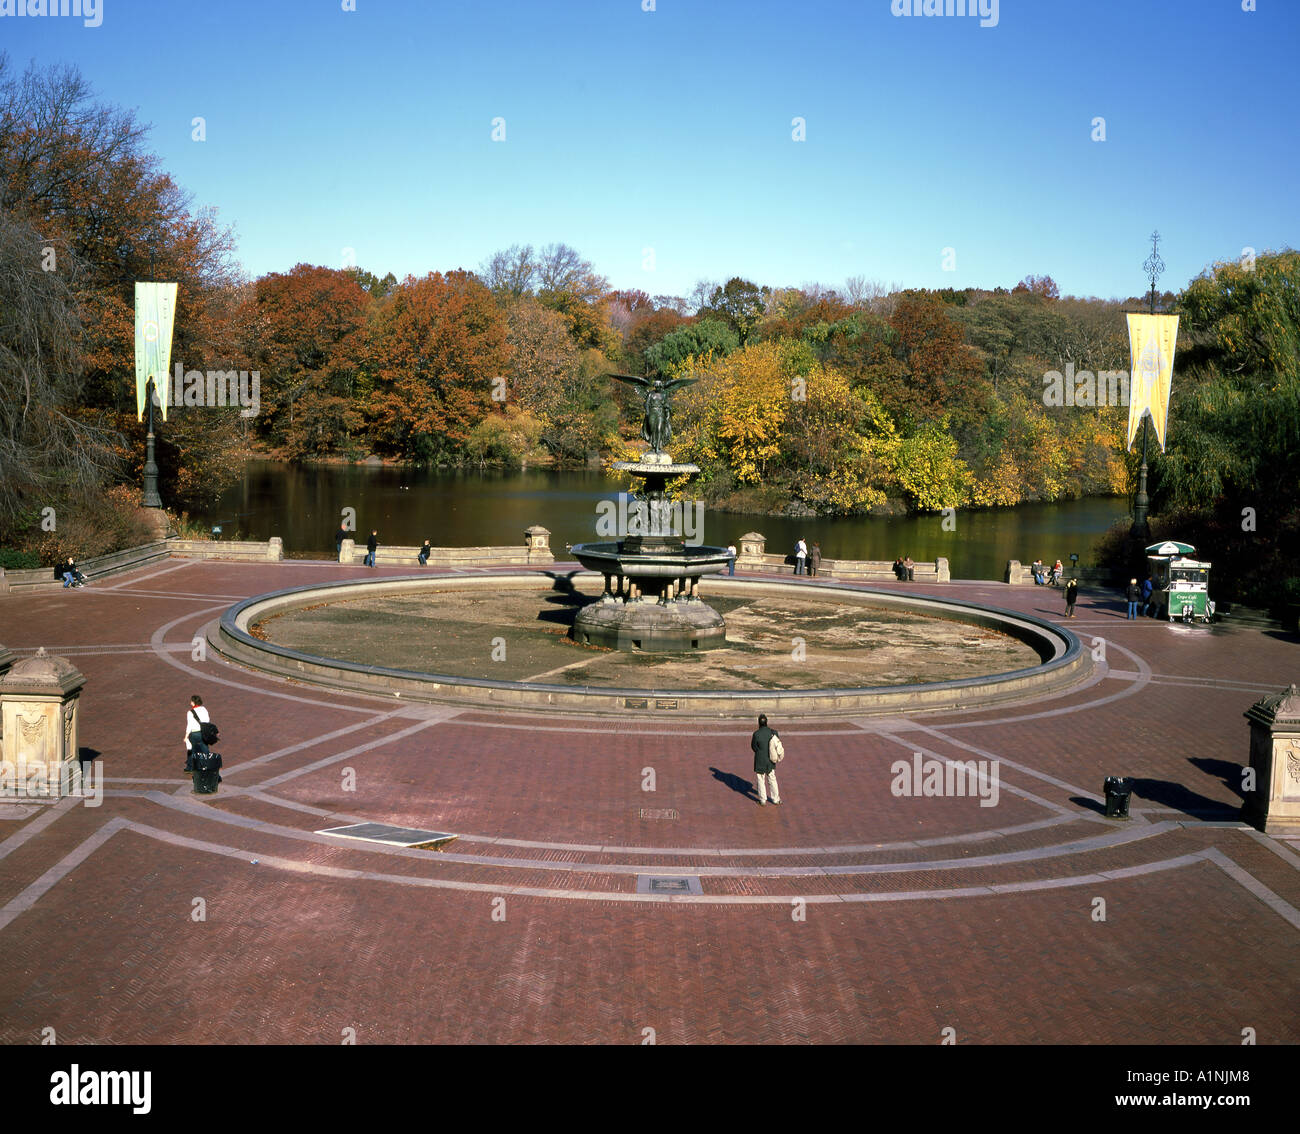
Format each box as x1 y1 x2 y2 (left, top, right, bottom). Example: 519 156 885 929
4 0 1296 300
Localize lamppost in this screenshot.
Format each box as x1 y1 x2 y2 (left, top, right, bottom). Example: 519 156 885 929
142 375 162 508
1130 231 1164 540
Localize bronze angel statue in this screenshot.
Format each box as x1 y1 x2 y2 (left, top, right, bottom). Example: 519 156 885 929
610 373 698 455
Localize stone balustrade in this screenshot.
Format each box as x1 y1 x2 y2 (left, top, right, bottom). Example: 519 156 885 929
1005 560 1118 586
734 532 949 582
338 526 554 568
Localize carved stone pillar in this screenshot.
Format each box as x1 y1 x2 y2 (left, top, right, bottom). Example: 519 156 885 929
525 525 554 564
1242 684 1300 836
0 648 87 801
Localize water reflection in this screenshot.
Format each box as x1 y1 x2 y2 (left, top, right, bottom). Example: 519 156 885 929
194 460 1130 581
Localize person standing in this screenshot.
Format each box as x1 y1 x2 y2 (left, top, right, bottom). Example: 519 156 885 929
1065 578 1079 619
794 538 807 576
1125 578 1140 620
726 543 736 576
335 524 348 558
750 713 781 806
1141 575 1155 617
810 541 821 578
365 530 379 568
184 694 210 774
418 539 432 567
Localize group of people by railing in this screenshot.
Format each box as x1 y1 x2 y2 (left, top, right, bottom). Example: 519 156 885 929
1030 558 1064 586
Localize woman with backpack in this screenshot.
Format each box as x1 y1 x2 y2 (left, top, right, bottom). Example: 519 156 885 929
184 695 211 773
184 694 223 792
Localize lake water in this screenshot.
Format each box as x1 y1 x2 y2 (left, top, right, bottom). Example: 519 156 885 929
194 461 1132 581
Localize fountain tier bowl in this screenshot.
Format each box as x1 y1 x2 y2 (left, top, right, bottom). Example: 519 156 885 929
569 541 732 579
569 541 731 651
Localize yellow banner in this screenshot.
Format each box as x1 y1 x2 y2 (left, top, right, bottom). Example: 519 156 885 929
134 282 178 422
1125 312 1178 451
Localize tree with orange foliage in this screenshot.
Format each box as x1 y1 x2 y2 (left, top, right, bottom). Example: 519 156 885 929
363 271 509 461
242 264 370 457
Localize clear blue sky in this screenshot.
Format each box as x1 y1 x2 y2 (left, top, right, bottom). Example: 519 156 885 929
4 0 1296 300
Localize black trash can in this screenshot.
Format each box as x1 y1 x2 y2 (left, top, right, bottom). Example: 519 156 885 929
192 750 223 795
1103 776 1131 819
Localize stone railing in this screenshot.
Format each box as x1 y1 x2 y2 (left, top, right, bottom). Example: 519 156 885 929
166 537 283 562
1005 560 1118 587
0 537 282 593
338 525 555 568
733 532 949 582
0 540 172 593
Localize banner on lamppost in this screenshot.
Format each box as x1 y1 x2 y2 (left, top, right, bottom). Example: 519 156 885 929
134 282 178 422
1125 312 1178 451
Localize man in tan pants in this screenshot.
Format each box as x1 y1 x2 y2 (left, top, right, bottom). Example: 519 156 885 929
751 713 781 806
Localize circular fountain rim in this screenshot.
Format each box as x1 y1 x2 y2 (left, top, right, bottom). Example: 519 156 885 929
211 572 1092 718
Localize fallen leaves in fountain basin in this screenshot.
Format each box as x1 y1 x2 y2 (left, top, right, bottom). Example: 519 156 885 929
251 583 1040 692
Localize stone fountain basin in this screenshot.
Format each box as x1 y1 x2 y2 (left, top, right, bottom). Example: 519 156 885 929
570 542 731 579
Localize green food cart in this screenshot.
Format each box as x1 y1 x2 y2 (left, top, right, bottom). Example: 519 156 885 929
1145 540 1215 623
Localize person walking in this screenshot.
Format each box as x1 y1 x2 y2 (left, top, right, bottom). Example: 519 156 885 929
794 538 807 576
1065 578 1079 618
726 543 736 576
751 713 782 806
365 530 379 568
810 541 821 578
418 539 432 567
334 524 348 558
1141 575 1155 617
1125 578 1141 619
184 694 211 774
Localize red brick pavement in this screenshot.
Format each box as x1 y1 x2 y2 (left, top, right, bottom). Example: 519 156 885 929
0 559 1296 1044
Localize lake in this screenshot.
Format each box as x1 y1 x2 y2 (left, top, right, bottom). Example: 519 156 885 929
194 461 1132 582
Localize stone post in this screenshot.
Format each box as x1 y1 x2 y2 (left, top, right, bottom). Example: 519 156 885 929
1242 684 1300 836
1005 560 1023 584
0 648 87 802
738 532 766 571
936 557 951 583
339 538 355 565
267 536 284 561
525 525 554 565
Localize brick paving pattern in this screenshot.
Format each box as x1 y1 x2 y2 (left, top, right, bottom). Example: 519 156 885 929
1 559 1297 1043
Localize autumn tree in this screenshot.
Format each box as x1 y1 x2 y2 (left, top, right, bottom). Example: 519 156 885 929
0 55 246 514
242 264 370 457
0 209 122 532
363 271 509 461
699 277 769 344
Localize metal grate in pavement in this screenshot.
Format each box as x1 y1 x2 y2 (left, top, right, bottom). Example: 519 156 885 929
317 822 457 850
637 875 703 895
639 808 679 820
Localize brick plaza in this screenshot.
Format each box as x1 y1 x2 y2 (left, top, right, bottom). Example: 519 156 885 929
1 558 1297 1044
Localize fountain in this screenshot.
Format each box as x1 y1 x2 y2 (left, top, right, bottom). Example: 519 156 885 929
569 375 732 651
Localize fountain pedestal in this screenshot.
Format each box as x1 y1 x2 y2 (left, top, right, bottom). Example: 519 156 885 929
570 457 730 651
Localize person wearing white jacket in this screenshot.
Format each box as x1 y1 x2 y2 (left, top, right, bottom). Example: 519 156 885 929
184 695 211 774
